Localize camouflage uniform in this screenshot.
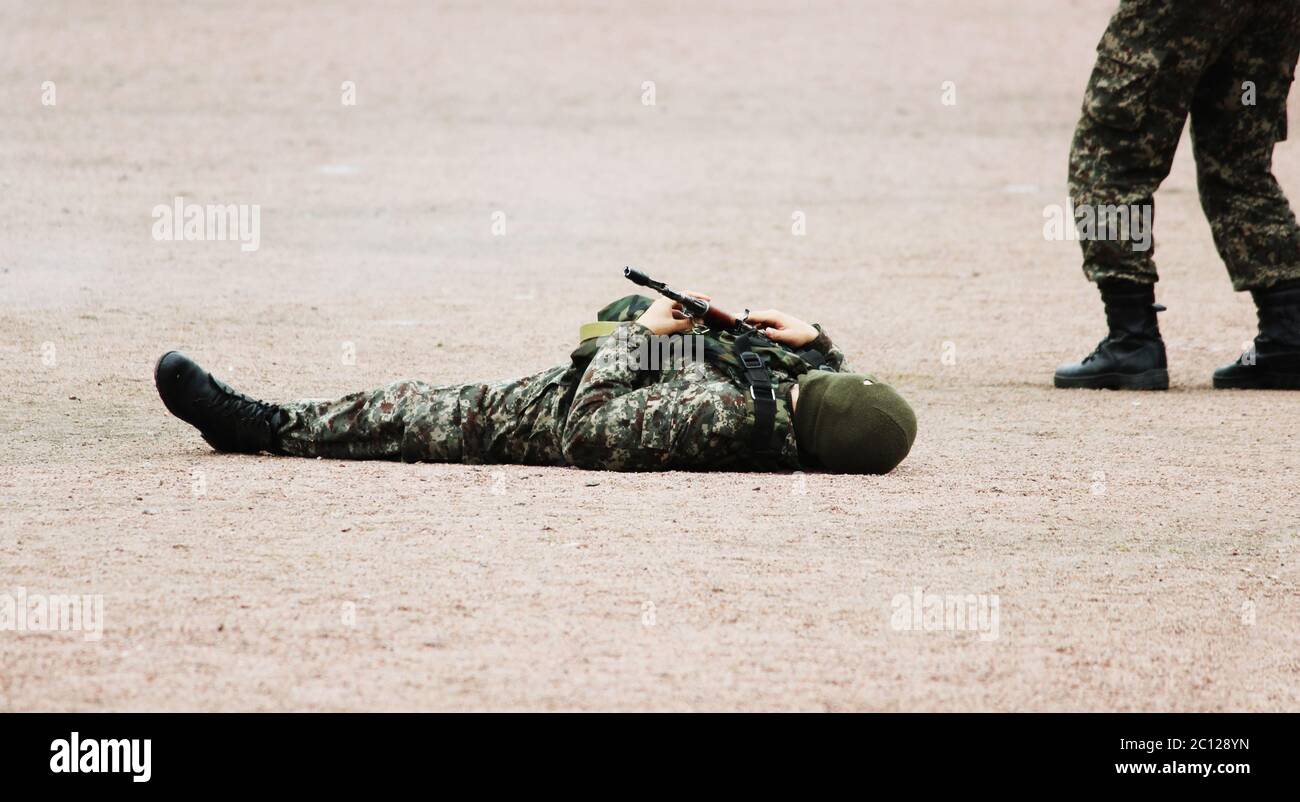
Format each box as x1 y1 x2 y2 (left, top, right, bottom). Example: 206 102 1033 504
276 321 849 472
1070 0 1300 290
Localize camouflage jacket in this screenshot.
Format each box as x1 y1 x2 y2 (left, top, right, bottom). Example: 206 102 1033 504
560 321 849 471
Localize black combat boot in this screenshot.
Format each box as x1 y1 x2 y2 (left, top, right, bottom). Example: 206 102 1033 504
1054 280 1169 390
154 351 285 453
1213 281 1300 389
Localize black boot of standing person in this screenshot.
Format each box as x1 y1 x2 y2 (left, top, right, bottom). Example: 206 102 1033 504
1054 280 1169 390
1214 280 1300 389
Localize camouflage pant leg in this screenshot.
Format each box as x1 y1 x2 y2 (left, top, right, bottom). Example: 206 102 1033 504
277 379 466 461
457 365 575 465
1189 3 1300 291
276 365 576 465
1068 0 1249 284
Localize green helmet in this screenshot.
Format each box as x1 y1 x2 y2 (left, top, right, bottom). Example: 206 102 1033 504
793 371 917 474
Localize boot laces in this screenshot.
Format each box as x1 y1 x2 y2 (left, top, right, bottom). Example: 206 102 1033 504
207 379 278 432
1083 333 1126 364
1082 339 1108 364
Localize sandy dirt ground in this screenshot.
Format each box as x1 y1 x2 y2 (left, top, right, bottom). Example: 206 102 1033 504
1 0 1298 711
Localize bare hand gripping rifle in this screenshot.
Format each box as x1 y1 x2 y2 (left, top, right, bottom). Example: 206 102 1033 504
623 266 757 335
623 267 780 454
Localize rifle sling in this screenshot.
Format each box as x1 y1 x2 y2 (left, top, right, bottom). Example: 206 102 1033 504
735 332 777 454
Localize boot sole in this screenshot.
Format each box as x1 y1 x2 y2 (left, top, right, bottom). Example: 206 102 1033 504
1054 368 1169 391
1213 372 1300 390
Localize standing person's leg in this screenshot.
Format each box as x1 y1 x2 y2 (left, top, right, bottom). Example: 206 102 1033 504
1189 2 1300 388
1191 7 1300 291
1055 0 1246 390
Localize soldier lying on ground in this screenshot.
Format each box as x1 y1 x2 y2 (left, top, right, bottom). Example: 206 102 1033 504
154 294 917 474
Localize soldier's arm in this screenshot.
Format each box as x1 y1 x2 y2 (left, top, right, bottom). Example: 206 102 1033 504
807 324 850 372
747 309 851 372
561 323 743 471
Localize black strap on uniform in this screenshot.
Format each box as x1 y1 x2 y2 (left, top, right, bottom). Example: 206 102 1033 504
796 348 826 368
736 334 776 453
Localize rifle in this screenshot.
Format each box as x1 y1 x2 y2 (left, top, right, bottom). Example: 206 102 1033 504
623 267 757 335
624 267 781 449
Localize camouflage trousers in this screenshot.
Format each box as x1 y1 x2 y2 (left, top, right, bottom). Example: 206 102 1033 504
1070 0 1300 290
276 365 577 464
